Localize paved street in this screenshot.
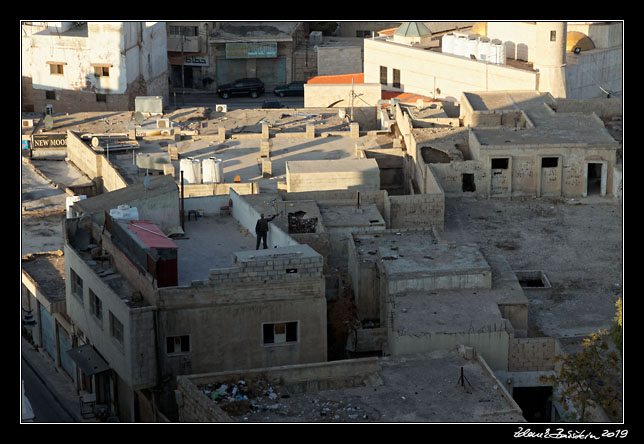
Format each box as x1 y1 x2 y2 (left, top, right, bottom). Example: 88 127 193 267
22 356 76 422
168 91 304 110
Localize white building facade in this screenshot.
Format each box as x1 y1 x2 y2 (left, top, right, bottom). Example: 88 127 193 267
21 21 169 113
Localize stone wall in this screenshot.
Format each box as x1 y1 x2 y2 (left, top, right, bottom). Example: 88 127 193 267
508 336 558 372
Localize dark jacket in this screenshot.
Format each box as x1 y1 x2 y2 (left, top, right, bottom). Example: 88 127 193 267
255 215 276 233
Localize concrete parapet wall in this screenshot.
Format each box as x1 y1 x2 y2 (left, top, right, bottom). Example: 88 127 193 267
66 130 128 192
388 193 445 231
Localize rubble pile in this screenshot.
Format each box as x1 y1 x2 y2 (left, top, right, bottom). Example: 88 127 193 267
199 379 379 422
287 211 317 233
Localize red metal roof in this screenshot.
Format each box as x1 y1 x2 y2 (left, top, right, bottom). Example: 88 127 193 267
127 221 177 249
307 73 364 84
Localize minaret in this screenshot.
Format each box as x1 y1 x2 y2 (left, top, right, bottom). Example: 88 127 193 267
534 22 568 98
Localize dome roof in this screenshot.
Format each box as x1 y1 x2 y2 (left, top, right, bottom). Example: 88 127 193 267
394 22 432 37
566 31 595 52
471 22 487 37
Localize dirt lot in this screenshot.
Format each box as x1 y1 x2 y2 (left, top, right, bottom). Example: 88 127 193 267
440 195 623 346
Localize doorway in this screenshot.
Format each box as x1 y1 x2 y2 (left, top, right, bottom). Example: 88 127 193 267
462 173 476 192
585 162 607 196
513 386 554 422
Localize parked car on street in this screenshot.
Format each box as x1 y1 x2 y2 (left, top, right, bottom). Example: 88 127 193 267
273 81 305 97
217 78 265 99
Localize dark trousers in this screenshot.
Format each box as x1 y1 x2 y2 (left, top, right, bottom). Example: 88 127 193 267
256 231 268 249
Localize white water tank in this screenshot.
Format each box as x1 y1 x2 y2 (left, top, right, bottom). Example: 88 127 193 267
66 195 86 218
180 157 202 184
478 37 491 61
496 43 506 65
467 35 479 59
454 35 467 57
202 157 224 184
489 43 506 65
109 204 139 221
442 33 454 54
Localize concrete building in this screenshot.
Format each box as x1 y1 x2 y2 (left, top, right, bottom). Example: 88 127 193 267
364 21 622 100
61 171 327 421
21 56 621 421
166 22 308 93
175 349 526 422
21 21 169 113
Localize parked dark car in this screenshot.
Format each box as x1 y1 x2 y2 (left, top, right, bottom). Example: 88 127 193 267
262 100 284 109
217 78 265 99
273 81 305 97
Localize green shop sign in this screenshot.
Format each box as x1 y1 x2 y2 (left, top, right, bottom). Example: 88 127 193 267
225 42 277 59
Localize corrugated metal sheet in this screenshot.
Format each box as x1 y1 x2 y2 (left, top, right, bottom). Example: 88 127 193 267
127 221 177 250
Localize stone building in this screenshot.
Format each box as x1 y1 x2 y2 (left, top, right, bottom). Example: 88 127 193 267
21 21 169 113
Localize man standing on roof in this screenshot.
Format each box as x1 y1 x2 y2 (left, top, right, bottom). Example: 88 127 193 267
255 213 278 250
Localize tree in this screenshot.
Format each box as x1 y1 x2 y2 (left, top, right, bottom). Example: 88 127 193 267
540 300 622 421
609 297 622 357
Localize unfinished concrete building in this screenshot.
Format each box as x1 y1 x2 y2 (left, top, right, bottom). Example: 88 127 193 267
22 40 621 421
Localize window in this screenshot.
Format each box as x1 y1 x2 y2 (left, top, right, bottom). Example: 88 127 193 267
379 66 387 85
393 69 401 89
356 30 371 38
550 30 556 42
263 322 298 345
71 269 83 303
49 63 64 75
169 25 197 37
96 94 107 102
166 335 190 354
541 157 559 168
491 158 509 169
45 90 56 100
109 312 124 345
89 290 103 325
94 66 110 77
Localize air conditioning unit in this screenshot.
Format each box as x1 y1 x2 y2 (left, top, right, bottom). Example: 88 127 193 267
22 119 34 128
160 128 175 136
157 118 171 128
215 104 227 113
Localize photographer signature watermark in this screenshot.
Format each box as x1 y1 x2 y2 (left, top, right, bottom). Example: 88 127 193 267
514 427 628 439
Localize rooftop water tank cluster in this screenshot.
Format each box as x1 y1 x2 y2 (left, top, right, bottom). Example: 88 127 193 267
442 33 506 65
180 157 224 184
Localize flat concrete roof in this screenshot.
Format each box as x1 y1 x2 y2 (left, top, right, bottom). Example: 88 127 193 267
465 91 620 147
193 350 525 422
393 291 506 336
233 244 319 263
320 204 385 228
378 243 491 278
286 158 379 174
176 214 257 286
21 251 66 304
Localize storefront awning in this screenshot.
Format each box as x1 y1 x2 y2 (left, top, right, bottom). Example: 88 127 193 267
66 344 110 375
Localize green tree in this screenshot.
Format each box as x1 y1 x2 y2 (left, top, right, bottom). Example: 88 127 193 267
540 328 620 421
609 297 622 357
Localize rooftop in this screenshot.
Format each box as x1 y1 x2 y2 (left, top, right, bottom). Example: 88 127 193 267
464 91 620 147
176 214 256 286
188 350 525 423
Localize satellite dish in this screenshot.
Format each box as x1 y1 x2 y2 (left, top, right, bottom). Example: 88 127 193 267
91 137 100 147
134 111 144 126
43 115 54 130
416 99 425 109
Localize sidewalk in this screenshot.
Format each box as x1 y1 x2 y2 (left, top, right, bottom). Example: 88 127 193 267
21 337 97 423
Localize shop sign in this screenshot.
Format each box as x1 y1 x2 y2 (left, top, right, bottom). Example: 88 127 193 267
225 42 277 59
32 134 67 148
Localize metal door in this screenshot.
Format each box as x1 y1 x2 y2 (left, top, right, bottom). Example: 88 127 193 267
256 57 286 90
39 304 55 359
57 324 75 377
